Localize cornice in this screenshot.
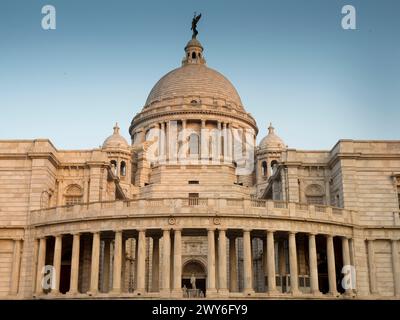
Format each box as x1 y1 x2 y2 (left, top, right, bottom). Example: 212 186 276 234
129 109 258 135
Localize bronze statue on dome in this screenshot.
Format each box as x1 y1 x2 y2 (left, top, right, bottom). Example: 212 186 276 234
191 12 202 39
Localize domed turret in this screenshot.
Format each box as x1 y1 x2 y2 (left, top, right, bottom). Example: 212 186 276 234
259 123 286 150
102 123 129 149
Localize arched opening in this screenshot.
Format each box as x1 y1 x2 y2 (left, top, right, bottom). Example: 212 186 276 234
271 160 278 175
261 161 268 177
192 52 196 59
110 160 117 175
188 133 199 157
334 236 345 294
182 260 206 298
316 235 329 294
120 161 126 176
59 235 72 294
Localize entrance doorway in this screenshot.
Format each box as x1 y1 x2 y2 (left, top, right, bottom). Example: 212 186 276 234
182 260 206 298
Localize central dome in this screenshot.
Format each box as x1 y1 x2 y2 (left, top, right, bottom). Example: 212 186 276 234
144 38 243 111
130 36 258 141
145 64 243 108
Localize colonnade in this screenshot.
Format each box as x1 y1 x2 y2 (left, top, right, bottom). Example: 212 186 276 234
143 119 255 163
34 228 358 297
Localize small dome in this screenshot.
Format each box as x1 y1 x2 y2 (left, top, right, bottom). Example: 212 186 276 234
102 123 129 149
185 38 203 50
259 123 286 150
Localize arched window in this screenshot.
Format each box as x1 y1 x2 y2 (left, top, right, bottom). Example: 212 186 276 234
64 184 83 206
120 161 126 176
271 160 279 175
336 194 341 207
261 161 268 177
189 133 199 156
110 160 117 175
192 52 196 59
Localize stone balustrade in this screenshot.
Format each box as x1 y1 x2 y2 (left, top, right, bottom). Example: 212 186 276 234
30 198 357 227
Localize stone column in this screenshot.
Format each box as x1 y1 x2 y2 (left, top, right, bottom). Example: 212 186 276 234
161 229 171 295
112 230 123 293
218 229 228 295
36 237 46 295
217 121 222 161
227 123 233 161
342 236 352 295
324 177 331 206
222 122 228 163
349 238 357 294
289 232 300 295
267 230 278 294
391 239 400 297
83 178 89 203
89 232 100 295
308 233 320 295
214 234 219 290
367 239 377 294
207 229 217 296
166 121 170 162
160 122 165 162
53 235 62 294
56 179 63 206
201 120 207 162
136 229 146 294
172 229 182 296
121 237 126 292
68 233 80 295
9 239 22 295
243 229 254 295
326 235 338 296
31 240 39 294
152 236 160 292
181 120 188 162
229 237 238 292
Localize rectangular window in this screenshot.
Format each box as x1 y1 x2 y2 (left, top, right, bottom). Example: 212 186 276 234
188 193 199 206
188 180 199 184
65 196 82 206
306 196 324 205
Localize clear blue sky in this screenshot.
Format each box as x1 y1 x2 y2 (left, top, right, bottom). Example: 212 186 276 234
0 0 399 150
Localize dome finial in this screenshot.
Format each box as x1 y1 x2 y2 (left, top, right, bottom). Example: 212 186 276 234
268 122 275 134
113 122 120 134
191 12 202 39
182 14 206 66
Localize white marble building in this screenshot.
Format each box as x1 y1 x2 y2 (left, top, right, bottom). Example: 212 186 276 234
0 34 399 299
